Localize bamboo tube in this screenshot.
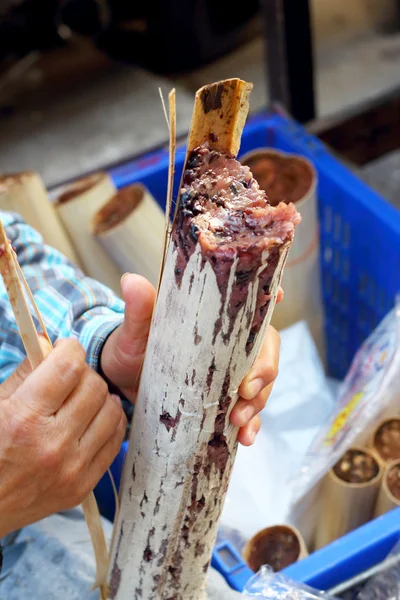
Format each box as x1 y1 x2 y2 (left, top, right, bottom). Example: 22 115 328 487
107 79 301 599
90 184 165 288
55 172 122 295
370 417 400 467
243 524 308 573
374 459 400 517
314 447 382 550
0 222 109 599
0 171 80 266
240 149 324 359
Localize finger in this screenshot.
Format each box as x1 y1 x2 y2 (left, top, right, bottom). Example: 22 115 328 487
102 274 156 388
277 287 284 304
88 412 126 485
230 383 273 428
239 325 280 400
0 336 53 401
56 367 109 439
12 339 86 416
237 415 261 446
80 394 126 462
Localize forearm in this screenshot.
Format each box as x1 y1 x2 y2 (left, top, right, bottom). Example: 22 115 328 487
0 211 124 379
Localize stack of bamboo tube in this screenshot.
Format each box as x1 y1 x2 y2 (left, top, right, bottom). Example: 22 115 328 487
0 169 165 297
312 416 400 552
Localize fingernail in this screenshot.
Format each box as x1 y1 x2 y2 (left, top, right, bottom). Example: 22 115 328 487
246 377 263 398
121 273 129 284
239 404 255 426
248 428 256 445
111 394 122 405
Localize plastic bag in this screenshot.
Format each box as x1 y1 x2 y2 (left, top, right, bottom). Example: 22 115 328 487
355 539 400 600
242 566 339 599
291 299 400 520
221 321 335 539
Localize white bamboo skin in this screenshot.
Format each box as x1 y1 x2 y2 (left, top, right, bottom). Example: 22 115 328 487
91 184 165 288
108 240 289 600
0 171 80 266
55 173 122 295
314 446 382 550
374 459 400 517
370 417 400 468
240 149 324 359
243 524 308 571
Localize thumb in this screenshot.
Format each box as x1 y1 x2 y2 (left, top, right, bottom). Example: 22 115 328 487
100 274 156 390
120 273 156 348
0 335 52 399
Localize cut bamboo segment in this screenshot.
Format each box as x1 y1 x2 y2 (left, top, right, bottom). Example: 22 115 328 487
374 459 400 517
0 171 80 266
108 79 300 600
0 220 109 600
55 172 122 295
90 184 165 288
314 447 382 550
243 524 308 573
240 149 324 360
370 417 400 467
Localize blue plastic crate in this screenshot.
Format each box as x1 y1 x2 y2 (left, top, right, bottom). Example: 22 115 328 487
92 109 400 591
94 443 400 593
109 109 400 380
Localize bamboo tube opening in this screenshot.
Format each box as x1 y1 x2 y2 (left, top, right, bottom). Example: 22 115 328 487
372 418 400 465
242 525 307 573
240 149 316 208
56 173 106 204
91 185 143 235
0 171 34 190
386 460 400 504
331 447 381 488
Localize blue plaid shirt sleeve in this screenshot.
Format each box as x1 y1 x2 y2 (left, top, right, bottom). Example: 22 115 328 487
0 211 125 382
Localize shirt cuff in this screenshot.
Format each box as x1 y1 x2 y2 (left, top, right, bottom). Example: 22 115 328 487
78 314 124 373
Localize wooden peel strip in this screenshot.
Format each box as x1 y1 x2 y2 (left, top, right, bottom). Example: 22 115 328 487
0 221 109 600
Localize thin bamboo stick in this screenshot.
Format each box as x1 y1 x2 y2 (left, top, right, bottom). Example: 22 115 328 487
314 447 382 550
243 524 308 573
90 184 165 288
55 172 122 295
374 459 400 517
0 171 80 266
107 79 300 599
0 221 109 599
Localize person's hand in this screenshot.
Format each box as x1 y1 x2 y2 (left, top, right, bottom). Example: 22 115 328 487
230 321 281 446
0 338 126 538
101 274 282 447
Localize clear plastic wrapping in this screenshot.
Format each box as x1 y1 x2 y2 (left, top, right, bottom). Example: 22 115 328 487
291 299 400 523
242 566 339 598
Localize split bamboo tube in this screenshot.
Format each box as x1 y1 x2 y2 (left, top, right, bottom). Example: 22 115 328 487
0 171 80 265
55 172 122 295
314 447 382 550
243 524 308 573
374 459 400 517
90 184 165 288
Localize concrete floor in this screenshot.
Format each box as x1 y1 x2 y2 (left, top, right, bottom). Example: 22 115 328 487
0 1 399 193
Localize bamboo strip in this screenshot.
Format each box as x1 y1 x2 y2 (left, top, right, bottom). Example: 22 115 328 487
0 171 80 266
90 184 165 288
0 221 109 599
55 172 122 295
